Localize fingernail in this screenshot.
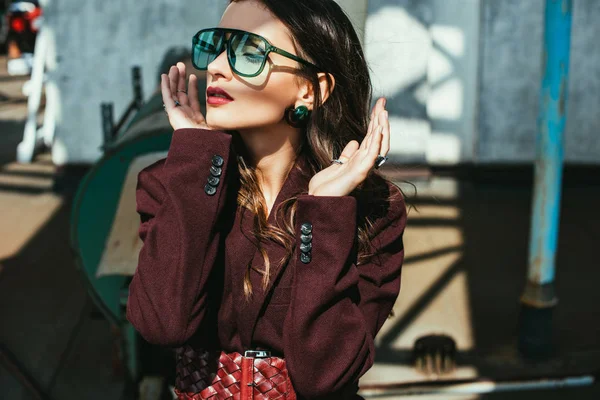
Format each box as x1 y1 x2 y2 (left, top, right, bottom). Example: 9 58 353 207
383 98 387 107
383 111 388 120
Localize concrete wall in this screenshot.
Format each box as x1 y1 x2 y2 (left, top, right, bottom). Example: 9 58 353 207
364 0 481 165
366 0 600 165
46 0 368 165
47 0 226 165
335 0 369 45
45 0 600 165
477 0 600 164
566 0 600 163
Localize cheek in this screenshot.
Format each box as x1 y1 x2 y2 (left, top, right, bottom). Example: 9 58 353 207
206 75 297 130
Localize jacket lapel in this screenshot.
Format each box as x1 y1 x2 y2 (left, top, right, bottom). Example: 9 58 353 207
237 154 311 349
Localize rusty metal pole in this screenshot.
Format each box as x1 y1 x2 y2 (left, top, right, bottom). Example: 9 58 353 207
519 0 572 359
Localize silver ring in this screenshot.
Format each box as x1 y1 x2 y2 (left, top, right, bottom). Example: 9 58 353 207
331 159 344 165
177 90 187 94
374 155 388 169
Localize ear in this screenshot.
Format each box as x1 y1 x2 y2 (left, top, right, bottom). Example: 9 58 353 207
296 72 336 109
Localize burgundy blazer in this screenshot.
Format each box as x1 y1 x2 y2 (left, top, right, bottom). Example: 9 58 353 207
126 128 407 399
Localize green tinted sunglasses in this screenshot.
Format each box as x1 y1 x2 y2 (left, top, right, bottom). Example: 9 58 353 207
192 27 320 78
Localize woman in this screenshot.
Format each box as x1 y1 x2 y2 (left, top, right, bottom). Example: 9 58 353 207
126 0 407 398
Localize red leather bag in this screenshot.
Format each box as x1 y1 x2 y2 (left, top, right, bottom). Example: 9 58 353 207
173 346 297 400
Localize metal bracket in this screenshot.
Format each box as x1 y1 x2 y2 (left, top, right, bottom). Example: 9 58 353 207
100 66 144 151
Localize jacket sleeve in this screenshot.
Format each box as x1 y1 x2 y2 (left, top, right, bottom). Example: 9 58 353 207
126 127 236 347
282 185 407 398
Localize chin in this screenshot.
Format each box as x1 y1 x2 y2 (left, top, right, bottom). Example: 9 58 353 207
205 112 236 130
205 115 249 131
206 108 283 131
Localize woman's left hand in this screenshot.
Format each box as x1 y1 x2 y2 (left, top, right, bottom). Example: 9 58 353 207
308 97 390 197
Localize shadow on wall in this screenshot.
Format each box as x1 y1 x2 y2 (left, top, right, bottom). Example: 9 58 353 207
364 0 477 165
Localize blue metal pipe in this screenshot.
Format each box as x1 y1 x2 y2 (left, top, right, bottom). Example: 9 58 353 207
527 0 572 294
519 0 572 358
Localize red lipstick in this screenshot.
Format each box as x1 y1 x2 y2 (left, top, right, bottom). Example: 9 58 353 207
207 86 234 105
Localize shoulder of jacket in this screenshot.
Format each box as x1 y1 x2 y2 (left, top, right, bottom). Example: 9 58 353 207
370 180 407 237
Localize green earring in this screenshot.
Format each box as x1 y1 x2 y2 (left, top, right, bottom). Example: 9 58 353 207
284 105 310 128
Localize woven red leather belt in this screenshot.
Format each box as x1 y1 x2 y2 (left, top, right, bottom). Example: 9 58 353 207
174 347 297 400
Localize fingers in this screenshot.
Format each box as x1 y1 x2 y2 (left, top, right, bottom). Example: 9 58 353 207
337 140 359 163
176 62 190 106
161 74 176 109
367 110 388 153
367 124 384 160
365 112 375 148
365 109 388 170
369 97 385 129
364 99 379 149
168 65 179 101
371 97 386 134
176 62 187 92
188 73 202 113
361 97 386 152
378 109 390 156
369 98 378 124
361 113 376 152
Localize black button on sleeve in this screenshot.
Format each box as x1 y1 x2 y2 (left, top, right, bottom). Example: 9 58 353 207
299 221 313 264
211 155 224 167
204 183 217 196
300 242 312 253
210 165 222 177
300 222 312 234
300 233 312 244
207 176 220 186
300 252 312 264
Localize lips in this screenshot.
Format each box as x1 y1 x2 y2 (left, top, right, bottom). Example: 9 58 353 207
207 86 234 101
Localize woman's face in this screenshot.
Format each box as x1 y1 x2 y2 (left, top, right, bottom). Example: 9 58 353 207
204 0 305 131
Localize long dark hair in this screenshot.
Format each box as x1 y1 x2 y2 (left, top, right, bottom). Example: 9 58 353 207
228 0 406 301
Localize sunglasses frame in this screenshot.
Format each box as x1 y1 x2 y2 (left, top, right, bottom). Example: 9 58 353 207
192 27 321 77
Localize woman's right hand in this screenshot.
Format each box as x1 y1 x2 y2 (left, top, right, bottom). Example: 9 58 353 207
161 62 211 131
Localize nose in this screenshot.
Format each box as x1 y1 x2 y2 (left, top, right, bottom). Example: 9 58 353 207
207 47 231 79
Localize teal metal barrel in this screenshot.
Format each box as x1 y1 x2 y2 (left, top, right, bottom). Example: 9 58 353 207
70 89 173 327
69 59 207 385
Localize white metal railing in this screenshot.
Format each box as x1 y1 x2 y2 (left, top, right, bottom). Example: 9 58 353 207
16 6 58 164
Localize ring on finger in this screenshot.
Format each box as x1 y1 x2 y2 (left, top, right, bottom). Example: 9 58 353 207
374 155 388 169
162 101 181 111
177 90 187 94
331 159 344 165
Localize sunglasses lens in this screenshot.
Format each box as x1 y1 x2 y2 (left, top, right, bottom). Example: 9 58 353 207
192 30 225 69
228 32 267 76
